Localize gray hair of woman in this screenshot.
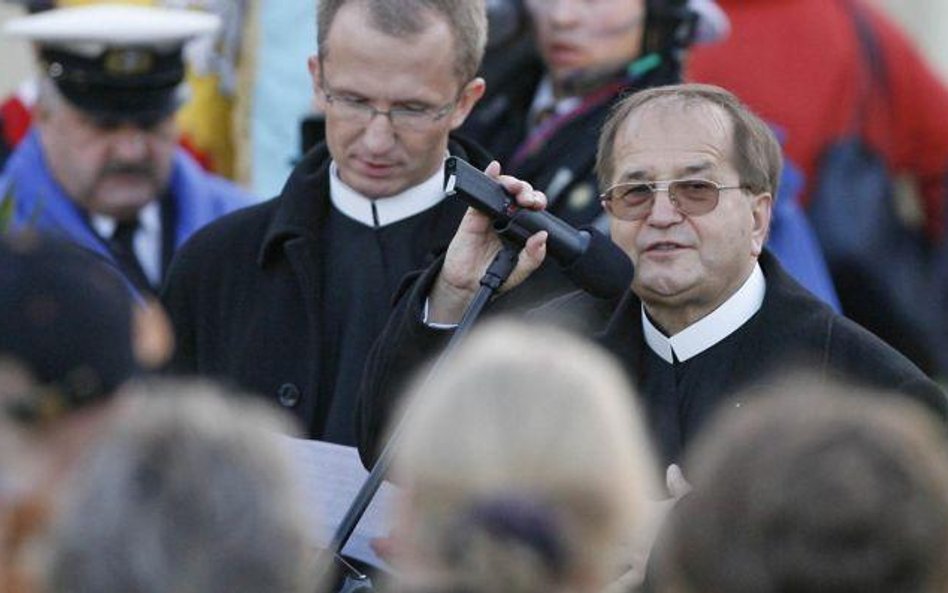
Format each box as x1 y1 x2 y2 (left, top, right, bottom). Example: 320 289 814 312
389 320 658 593
39 379 325 593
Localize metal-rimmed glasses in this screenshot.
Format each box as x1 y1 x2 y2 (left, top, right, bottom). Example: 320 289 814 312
320 77 458 133
600 179 748 221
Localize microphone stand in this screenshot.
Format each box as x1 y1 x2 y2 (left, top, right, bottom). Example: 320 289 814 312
325 246 520 592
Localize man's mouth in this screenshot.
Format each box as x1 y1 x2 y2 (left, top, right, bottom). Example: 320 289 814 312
100 164 154 182
645 241 688 253
356 159 398 176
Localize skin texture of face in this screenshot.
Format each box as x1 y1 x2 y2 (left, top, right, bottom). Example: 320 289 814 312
36 99 176 221
309 2 485 199
607 100 772 335
526 0 645 97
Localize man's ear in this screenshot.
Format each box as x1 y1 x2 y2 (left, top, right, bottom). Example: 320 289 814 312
307 54 327 112
448 76 486 130
750 192 773 257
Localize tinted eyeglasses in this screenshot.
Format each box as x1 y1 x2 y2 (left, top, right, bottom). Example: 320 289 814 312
600 179 747 221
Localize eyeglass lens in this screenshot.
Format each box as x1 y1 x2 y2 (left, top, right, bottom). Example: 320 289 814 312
605 180 722 220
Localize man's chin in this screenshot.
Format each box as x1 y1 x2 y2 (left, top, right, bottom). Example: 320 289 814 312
634 274 694 303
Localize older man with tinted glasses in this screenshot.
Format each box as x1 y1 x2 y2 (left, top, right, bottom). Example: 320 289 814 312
463 0 838 313
357 83 947 470
162 0 490 446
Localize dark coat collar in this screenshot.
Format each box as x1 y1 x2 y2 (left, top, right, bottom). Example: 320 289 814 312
257 143 333 266
596 250 830 373
256 135 491 267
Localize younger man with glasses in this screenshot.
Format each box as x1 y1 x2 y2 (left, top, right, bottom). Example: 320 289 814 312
162 0 488 445
358 83 947 469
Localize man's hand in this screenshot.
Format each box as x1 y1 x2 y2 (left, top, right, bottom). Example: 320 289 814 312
427 161 548 324
602 465 693 593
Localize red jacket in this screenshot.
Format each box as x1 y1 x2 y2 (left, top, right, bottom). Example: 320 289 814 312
688 0 948 239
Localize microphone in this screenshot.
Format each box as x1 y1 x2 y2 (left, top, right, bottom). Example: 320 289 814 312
444 157 633 299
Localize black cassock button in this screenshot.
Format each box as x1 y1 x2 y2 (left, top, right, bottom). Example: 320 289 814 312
277 383 301 408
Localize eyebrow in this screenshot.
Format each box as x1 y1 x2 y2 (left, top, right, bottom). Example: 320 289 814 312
681 162 714 176
322 75 447 109
616 161 716 183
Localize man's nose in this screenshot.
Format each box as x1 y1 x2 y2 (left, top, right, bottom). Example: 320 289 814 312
361 111 397 153
110 127 149 160
646 189 684 226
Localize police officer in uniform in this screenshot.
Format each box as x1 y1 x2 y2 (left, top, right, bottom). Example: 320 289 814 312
0 4 254 295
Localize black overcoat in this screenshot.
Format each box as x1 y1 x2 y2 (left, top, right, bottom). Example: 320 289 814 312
357 251 948 467
161 138 491 442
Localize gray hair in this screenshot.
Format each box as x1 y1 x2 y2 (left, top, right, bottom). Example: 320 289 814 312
597 83 783 200
317 0 487 84
43 380 323 593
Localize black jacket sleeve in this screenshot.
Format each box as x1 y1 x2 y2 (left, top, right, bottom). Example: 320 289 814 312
355 257 454 468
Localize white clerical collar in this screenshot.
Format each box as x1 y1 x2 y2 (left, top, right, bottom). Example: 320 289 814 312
329 161 446 228
90 200 162 285
643 263 766 364
528 78 582 129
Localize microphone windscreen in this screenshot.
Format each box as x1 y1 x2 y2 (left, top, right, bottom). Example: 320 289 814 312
562 228 634 299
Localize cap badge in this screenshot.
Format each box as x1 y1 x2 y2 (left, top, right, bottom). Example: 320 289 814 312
104 48 154 76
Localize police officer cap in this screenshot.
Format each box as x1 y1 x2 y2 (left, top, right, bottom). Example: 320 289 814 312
0 233 138 424
3 4 219 124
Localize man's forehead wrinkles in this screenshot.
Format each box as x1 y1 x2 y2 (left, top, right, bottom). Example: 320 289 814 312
615 159 718 182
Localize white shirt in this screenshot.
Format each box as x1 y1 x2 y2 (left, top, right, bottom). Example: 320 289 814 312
90 200 162 286
643 263 767 363
329 161 446 228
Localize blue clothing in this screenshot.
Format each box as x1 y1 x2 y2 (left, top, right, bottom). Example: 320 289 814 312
0 130 255 292
766 157 842 312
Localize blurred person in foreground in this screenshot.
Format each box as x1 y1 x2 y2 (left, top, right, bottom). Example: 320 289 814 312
656 375 948 593
0 232 172 593
386 321 658 593
0 232 172 445
37 381 323 593
357 83 947 471
162 0 488 445
0 3 255 295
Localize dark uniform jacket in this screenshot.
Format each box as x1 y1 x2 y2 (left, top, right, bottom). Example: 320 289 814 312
357 250 948 467
162 137 490 443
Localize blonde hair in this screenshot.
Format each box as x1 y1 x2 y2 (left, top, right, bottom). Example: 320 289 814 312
392 321 657 593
